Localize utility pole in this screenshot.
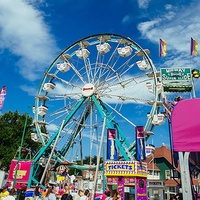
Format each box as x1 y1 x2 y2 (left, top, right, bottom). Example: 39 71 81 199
13 113 28 188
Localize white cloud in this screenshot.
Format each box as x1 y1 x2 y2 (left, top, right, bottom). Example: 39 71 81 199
165 4 172 10
47 123 58 132
138 0 151 9
20 84 37 96
137 2 200 56
0 0 59 81
137 19 161 38
122 15 132 25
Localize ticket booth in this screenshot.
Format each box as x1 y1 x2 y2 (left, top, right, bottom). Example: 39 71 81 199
104 160 148 200
147 180 164 200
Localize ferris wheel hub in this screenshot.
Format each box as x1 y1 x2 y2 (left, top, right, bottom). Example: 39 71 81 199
82 83 95 97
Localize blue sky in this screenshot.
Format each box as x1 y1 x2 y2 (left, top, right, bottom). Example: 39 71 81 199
1 0 200 153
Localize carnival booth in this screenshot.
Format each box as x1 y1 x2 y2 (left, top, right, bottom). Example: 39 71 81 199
104 127 148 200
104 160 147 200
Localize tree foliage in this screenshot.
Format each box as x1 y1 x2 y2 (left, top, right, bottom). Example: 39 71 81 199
83 155 104 165
0 111 41 171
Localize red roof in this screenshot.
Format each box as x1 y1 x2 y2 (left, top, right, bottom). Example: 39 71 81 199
165 179 180 186
146 144 180 170
147 162 160 171
154 145 173 163
165 178 198 186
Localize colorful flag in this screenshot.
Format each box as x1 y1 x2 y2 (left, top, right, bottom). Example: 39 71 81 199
191 37 198 56
159 38 167 57
0 86 6 111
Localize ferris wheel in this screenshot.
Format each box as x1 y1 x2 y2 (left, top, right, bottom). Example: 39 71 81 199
31 33 162 175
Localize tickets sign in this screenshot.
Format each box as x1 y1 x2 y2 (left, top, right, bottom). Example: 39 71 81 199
104 161 147 177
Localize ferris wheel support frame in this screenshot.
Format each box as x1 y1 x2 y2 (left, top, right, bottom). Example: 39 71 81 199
28 93 140 187
40 120 65 184
91 95 133 160
92 116 107 200
28 97 86 188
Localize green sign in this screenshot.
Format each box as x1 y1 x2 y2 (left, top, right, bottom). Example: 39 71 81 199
161 68 192 81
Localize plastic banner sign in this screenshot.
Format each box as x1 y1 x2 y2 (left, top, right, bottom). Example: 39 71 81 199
136 126 146 161
107 129 118 160
7 160 32 183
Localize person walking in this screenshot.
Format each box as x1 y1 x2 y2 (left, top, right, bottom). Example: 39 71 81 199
34 185 40 200
78 190 87 200
41 189 47 199
58 186 65 199
3 188 15 200
0 185 9 200
105 190 112 200
61 186 73 200
84 190 90 200
43 187 56 200
112 191 121 200
72 191 80 200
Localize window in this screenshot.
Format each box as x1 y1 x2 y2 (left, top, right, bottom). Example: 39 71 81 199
154 171 158 176
165 170 170 179
169 186 177 193
172 169 179 178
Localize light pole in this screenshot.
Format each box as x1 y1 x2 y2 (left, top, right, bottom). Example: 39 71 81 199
12 112 28 188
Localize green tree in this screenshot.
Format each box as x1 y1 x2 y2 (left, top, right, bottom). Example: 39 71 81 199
0 111 41 170
83 155 104 165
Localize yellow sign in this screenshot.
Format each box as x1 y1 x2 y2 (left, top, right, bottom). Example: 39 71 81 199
104 161 147 177
57 175 65 181
16 170 27 179
106 163 134 171
105 161 135 177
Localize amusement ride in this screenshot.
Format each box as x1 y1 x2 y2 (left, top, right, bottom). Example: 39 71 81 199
30 33 162 187
8 33 200 200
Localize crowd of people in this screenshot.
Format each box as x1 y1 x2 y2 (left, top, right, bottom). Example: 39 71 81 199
33 178 129 200
32 184 122 200
37 185 122 200
32 183 86 200
31 183 119 200
0 182 124 200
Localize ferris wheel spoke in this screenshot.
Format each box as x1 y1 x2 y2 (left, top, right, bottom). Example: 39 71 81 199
100 93 151 104
103 53 137 82
51 74 82 89
100 57 121 85
114 56 138 77
95 42 121 83
87 58 97 84
48 92 83 100
94 58 142 92
93 45 105 83
101 100 137 127
96 74 152 99
68 61 86 84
